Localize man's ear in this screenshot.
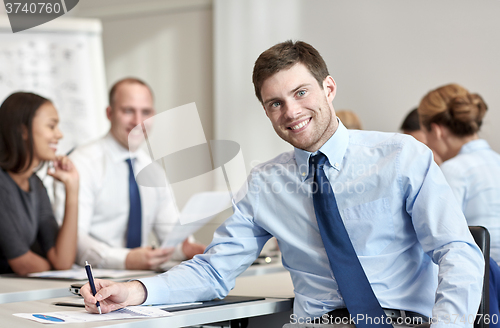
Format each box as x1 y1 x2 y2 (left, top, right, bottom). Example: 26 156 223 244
323 76 337 103
106 106 112 121
263 104 270 118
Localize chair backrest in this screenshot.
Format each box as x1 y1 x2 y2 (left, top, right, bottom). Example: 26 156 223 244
469 226 490 328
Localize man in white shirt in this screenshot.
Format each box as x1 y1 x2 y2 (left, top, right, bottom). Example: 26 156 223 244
61 78 205 270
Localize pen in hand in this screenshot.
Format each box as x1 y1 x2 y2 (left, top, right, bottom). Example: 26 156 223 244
85 261 102 314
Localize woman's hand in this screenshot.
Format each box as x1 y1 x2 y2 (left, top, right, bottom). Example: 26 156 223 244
47 156 79 189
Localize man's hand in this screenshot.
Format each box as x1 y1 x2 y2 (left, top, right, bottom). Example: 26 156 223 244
182 239 206 259
81 279 146 314
125 246 174 270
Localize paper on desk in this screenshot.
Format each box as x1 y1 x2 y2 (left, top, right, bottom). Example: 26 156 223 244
13 306 172 324
161 191 232 248
27 268 154 280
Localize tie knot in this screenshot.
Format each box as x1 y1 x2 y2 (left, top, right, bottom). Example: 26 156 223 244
310 152 328 167
126 158 137 173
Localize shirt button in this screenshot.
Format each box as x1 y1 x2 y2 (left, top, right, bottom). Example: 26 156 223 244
302 172 306 176
334 163 340 169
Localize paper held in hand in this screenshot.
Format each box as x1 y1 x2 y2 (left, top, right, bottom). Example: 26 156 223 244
160 191 232 248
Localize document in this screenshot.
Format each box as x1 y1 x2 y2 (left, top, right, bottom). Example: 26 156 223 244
161 191 232 248
27 268 154 280
14 306 172 324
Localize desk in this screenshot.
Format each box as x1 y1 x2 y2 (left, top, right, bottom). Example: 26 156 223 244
0 272 295 328
0 297 292 327
0 262 286 304
0 276 76 304
0 271 157 304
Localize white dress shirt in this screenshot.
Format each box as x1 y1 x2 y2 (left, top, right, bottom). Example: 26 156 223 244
441 139 500 263
57 133 184 269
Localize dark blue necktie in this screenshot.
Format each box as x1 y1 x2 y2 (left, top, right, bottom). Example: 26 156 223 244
310 153 391 327
126 158 142 248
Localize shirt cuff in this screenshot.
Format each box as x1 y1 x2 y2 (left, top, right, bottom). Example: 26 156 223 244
138 275 170 305
102 247 130 269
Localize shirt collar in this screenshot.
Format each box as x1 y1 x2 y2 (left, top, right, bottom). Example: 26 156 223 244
459 139 491 155
103 132 144 164
295 119 349 182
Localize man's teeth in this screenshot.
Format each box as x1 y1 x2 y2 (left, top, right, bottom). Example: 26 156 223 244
291 120 309 130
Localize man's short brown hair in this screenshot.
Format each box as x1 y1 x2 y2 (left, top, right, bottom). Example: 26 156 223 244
252 40 330 104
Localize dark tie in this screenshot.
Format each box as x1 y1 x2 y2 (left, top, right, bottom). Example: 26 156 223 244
310 152 391 327
126 158 142 248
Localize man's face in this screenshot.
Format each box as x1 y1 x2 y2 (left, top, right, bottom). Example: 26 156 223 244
260 63 338 152
107 83 155 150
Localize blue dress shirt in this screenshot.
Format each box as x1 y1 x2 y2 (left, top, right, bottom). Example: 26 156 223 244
440 139 500 263
140 121 483 327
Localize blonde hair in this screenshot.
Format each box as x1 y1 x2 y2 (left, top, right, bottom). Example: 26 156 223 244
418 83 487 136
336 110 362 130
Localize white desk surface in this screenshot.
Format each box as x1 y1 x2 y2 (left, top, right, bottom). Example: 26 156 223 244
0 276 78 304
0 272 294 328
0 271 157 304
0 261 287 304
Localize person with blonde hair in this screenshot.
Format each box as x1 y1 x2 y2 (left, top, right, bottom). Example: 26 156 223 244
418 83 500 324
336 110 362 129
418 83 500 260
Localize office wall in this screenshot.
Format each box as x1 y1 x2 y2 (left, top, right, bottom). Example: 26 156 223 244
72 0 214 210
215 0 500 171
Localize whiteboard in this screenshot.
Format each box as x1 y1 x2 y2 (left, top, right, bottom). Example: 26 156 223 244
0 16 109 155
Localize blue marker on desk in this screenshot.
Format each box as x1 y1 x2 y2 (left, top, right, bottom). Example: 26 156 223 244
85 261 102 314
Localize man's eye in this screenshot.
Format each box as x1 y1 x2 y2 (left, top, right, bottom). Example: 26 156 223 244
271 102 281 108
297 90 306 97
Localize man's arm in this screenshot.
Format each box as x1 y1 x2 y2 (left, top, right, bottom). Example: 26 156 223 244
402 138 484 328
83 175 271 309
82 207 270 310
139 193 272 306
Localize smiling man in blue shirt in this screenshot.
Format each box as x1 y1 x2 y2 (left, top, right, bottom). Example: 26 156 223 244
82 41 484 327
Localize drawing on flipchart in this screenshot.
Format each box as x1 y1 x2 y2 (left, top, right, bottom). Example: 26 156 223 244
0 33 100 155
